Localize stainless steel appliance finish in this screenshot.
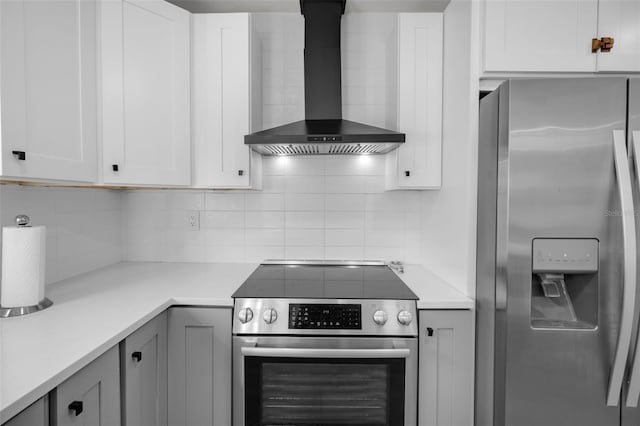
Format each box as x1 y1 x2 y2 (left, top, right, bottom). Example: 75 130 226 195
476 78 640 426
233 335 418 426
232 261 418 426
233 298 417 336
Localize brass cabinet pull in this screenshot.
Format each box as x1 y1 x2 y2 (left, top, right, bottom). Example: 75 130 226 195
592 37 614 53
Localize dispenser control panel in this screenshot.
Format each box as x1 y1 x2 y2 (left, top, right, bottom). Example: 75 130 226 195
532 238 599 273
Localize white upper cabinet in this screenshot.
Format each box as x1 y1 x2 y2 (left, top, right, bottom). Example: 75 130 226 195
192 13 262 189
101 0 191 186
483 0 598 72
386 13 443 190
0 0 98 182
483 0 640 73
596 0 640 72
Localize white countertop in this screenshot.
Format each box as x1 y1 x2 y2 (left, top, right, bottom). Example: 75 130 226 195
0 261 472 423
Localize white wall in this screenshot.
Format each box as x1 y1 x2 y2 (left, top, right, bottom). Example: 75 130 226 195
0 185 123 286
420 0 479 297
123 155 423 263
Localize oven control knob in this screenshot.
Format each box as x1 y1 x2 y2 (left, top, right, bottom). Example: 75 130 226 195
397 310 413 326
238 308 254 324
373 310 388 325
263 308 278 324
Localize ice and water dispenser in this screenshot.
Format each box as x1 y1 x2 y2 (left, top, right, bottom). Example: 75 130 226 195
531 239 599 329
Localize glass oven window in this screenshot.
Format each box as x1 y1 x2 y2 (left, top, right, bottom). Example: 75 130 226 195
244 357 406 426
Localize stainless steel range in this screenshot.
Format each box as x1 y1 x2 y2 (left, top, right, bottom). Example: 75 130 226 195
232 260 418 426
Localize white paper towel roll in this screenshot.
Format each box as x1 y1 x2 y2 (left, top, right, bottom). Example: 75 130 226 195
1 225 46 308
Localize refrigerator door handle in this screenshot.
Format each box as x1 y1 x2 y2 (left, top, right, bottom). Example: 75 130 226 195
607 130 638 406
625 130 640 407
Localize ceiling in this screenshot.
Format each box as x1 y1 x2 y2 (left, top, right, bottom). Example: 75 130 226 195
165 0 451 13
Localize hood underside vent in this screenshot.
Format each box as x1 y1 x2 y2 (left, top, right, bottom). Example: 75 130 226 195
244 0 405 155
252 142 398 156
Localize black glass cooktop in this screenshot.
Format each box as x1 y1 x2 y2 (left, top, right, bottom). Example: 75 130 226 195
232 263 418 300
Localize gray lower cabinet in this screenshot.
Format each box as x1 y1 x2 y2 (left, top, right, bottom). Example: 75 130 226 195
167 307 232 426
121 312 168 426
52 345 121 426
3 397 48 426
419 309 474 426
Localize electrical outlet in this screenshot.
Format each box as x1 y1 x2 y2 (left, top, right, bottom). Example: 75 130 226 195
186 211 200 231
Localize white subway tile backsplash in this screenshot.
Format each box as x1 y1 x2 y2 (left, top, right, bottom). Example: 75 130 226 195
285 212 324 229
246 245 285 263
0 185 123 285
285 229 324 246
325 176 366 194
286 176 325 194
245 193 285 211
205 193 245 211
325 246 364 260
201 211 244 229
285 193 324 211
325 194 365 212
245 211 285 228
123 158 423 264
325 229 365 247
325 212 364 229
285 246 325 260
246 228 285 246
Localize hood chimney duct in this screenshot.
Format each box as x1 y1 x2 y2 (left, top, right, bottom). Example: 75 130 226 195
301 0 345 120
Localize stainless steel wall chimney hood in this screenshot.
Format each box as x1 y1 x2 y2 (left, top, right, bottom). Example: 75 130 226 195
244 0 405 155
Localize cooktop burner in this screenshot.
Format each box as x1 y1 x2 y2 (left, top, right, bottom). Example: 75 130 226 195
232 260 418 300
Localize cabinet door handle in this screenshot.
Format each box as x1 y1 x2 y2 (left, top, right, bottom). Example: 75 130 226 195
132 351 142 362
426 327 434 337
238 170 244 176
68 401 83 416
112 164 119 172
12 151 26 161
404 170 410 177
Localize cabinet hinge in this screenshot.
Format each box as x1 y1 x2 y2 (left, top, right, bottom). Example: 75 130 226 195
592 37 614 53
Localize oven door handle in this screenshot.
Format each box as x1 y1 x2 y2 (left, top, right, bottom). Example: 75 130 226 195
241 347 411 359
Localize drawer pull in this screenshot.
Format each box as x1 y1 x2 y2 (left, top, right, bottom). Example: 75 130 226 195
68 400 83 416
132 351 142 362
238 170 244 176
112 164 119 172
12 151 26 161
404 170 410 177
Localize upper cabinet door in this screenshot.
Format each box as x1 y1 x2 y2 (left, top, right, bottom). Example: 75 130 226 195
0 0 98 182
386 13 443 190
192 13 261 189
596 0 640 72
483 0 598 72
101 0 190 186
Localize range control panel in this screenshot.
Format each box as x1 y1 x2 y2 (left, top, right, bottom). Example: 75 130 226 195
289 304 361 329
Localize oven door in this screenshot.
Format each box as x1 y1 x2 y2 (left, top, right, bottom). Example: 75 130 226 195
233 336 417 426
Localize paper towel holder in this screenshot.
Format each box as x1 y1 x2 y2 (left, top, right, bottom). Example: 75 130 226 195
0 298 53 318
0 215 53 318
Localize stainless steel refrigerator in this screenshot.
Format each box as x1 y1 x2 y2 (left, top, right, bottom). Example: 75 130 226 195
476 78 640 426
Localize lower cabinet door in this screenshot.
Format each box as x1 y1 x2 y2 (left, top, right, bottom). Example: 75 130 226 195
53 345 120 426
418 309 474 426
121 311 168 426
3 396 48 426
167 307 232 426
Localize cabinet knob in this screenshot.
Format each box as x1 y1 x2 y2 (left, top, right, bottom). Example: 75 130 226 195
68 401 83 416
132 351 142 362
238 170 244 176
426 327 434 337
112 164 119 172
12 150 26 161
404 170 410 177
